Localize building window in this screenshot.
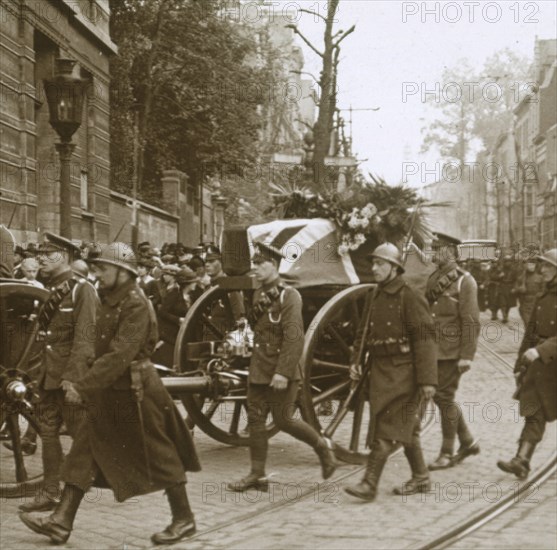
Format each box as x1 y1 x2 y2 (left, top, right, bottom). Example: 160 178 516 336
80 171 88 210
186 185 194 206
524 185 534 217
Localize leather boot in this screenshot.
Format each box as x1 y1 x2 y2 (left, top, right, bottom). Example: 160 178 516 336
428 452 454 471
19 484 83 545
151 483 196 545
314 436 337 480
453 438 480 465
344 440 392 501
227 459 269 492
497 441 536 480
394 445 431 495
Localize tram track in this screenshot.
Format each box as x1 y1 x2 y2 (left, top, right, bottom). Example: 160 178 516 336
183 403 438 545
415 338 557 550
182 334 556 549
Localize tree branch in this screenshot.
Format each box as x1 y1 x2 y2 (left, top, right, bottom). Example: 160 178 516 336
333 25 356 47
298 8 327 23
285 24 324 58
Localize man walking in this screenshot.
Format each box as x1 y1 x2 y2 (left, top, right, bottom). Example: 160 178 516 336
426 233 481 470
345 243 437 501
497 249 557 479
19 242 201 545
227 243 336 491
18 233 97 512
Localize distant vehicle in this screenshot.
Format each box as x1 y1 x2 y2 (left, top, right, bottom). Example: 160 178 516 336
458 239 498 261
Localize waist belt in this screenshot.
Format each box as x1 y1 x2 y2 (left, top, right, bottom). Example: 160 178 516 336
369 339 411 358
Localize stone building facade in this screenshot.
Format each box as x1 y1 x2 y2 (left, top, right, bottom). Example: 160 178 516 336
1 0 116 244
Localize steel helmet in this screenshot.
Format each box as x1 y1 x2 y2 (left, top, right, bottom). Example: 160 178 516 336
537 248 557 268
86 242 138 275
368 243 405 272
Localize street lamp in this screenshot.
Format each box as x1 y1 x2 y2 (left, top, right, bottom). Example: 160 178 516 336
43 58 85 239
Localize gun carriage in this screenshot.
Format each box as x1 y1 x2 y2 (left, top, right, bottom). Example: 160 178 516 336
1 185 435 496
0 281 50 496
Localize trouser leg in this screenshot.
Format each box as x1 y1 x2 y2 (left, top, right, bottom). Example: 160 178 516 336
37 390 64 498
432 360 461 456
246 384 271 475
497 408 544 479
268 382 336 479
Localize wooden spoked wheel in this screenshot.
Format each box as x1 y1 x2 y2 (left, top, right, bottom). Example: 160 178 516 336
173 285 280 446
0 282 48 497
300 284 374 464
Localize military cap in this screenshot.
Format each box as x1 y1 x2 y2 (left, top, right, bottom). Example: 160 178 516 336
39 232 81 256
431 232 461 247
252 242 283 265
138 241 151 250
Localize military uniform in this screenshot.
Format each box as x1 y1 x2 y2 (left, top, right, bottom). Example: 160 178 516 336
497 249 557 480
513 279 557 439
355 276 437 445
489 259 518 322
19 242 201 546
63 278 200 500
28 234 98 510
345 242 437 502
514 268 544 324
426 259 481 467
228 245 335 492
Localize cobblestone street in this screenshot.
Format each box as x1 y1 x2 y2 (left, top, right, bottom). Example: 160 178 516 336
1 311 556 549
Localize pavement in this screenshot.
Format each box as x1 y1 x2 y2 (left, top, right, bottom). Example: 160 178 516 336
1 309 555 550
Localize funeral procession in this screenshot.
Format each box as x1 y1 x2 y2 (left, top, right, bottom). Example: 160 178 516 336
1 1 556 549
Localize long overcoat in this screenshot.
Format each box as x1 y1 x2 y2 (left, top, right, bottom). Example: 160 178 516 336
353 276 437 445
515 278 557 421
63 279 201 502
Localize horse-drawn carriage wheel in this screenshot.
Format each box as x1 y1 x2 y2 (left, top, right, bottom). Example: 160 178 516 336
0 281 49 497
299 284 374 465
174 285 280 446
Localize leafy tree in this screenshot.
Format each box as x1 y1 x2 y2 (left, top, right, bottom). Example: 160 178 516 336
109 0 273 208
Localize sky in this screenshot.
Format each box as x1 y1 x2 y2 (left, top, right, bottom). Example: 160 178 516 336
274 0 557 187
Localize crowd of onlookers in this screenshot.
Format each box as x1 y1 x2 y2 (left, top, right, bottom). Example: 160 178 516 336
4 236 547 365
6 239 228 369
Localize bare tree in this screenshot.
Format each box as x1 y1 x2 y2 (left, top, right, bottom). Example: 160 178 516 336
287 1 355 188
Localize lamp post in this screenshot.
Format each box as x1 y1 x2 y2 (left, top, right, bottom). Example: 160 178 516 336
43 58 85 239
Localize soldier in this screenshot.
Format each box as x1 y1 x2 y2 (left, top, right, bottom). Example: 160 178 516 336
514 259 544 325
344 243 437 501
425 233 481 471
497 249 557 479
489 254 518 322
227 243 336 491
14 233 97 511
19 242 201 545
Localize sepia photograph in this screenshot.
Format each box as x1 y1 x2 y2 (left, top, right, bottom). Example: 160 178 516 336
1 1 556 548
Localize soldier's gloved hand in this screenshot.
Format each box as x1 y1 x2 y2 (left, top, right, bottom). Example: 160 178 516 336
270 373 288 391
457 359 471 374
349 363 361 383
522 348 540 364
419 385 436 401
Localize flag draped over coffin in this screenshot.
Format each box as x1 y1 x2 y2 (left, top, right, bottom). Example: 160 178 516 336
246 219 436 292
